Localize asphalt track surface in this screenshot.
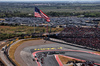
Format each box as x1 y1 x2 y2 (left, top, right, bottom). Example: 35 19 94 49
42 55 59 66
14 39 100 66
31 50 100 66
65 51 100 64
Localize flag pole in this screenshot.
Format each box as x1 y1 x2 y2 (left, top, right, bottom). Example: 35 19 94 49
34 7 50 37
34 19 35 33
32 17 35 33
48 22 52 40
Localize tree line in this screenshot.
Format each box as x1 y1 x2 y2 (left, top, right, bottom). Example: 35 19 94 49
46 11 100 17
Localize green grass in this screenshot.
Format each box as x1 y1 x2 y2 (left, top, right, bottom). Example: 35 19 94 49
0 26 63 40
0 26 63 34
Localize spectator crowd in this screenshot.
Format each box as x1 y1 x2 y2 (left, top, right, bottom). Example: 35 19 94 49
58 27 100 49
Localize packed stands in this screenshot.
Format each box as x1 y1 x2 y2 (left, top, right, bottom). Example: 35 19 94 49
58 27 100 49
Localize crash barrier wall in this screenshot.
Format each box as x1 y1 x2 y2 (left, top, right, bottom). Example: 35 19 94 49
49 38 100 52
2 38 19 66
4 51 16 66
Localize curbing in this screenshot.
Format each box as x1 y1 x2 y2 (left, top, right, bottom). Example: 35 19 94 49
55 55 63 66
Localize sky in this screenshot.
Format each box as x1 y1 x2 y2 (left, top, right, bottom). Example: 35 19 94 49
0 0 100 2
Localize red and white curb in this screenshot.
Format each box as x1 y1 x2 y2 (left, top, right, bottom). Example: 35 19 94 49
32 50 100 66
33 52 41 66
55 55 63 66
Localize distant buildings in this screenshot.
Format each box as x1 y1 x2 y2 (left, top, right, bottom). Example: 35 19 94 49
0 17 100 28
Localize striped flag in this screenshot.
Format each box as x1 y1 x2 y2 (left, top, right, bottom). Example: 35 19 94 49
34 7 50 22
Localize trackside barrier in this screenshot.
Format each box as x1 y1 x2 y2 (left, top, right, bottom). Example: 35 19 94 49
49 38 100 52
2 38 19 66
4 51 16 66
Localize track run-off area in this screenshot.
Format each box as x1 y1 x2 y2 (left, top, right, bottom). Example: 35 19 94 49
10 39 100 66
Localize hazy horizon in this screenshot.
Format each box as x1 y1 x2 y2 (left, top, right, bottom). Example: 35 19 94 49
0 0 100 2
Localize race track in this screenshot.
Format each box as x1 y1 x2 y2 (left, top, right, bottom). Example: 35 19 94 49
14 39 100 66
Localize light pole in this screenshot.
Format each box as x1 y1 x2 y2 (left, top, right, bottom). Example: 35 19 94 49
48 22 52 40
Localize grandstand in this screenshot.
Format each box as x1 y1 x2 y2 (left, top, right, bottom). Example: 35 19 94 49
58 27 100 49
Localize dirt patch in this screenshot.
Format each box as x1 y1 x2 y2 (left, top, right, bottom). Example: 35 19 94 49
58 55 73 64
58 55 82 65
94 52 100 54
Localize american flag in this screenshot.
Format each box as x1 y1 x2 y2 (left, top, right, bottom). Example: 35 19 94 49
34 7 50 22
